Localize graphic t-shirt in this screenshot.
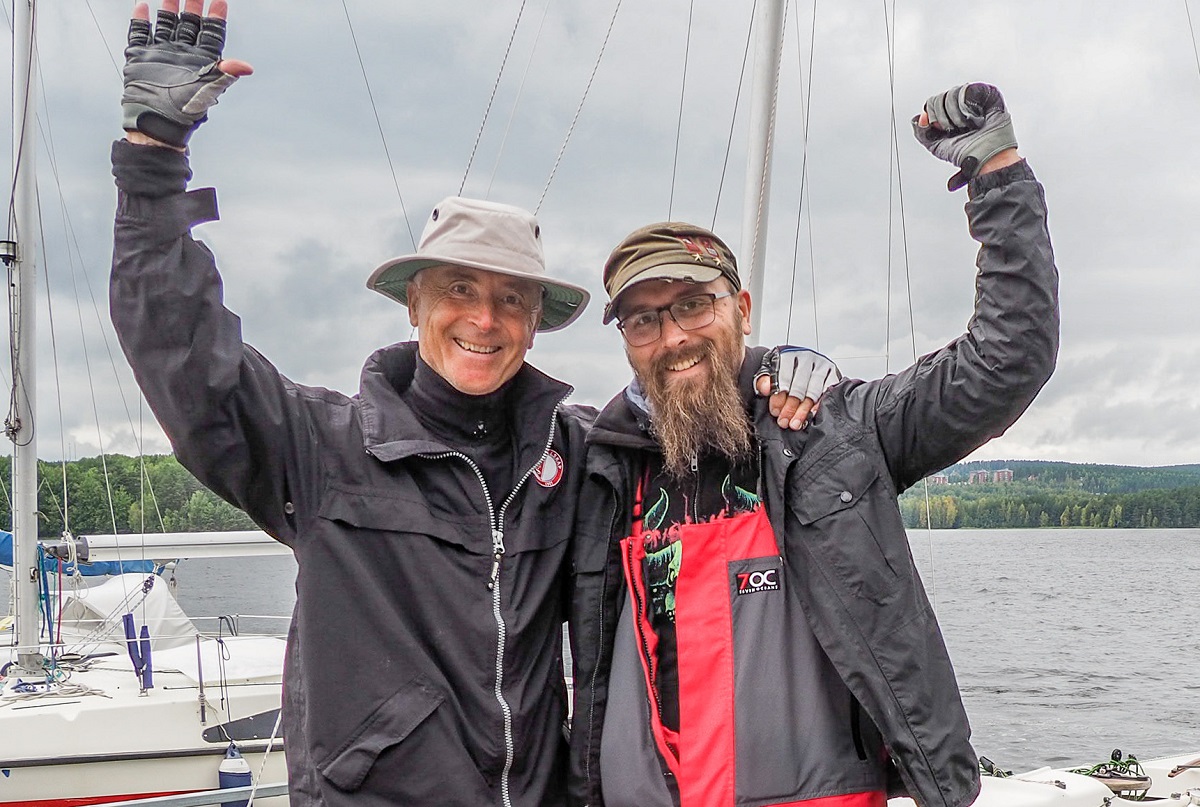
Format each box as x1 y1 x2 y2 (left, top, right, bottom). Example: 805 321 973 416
637 452 760 732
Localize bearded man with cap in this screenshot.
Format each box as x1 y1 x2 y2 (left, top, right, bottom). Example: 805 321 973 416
109 3 841 804
566 82 1059 807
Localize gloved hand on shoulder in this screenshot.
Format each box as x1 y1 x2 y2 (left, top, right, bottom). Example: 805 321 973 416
754 346 842 431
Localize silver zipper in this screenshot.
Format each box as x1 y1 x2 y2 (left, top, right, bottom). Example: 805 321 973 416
420 396 566 807
584 499 619 794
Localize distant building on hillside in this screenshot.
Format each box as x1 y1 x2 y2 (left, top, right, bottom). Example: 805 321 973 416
968 470 991 484
928 474 949 485
994 468 1013 483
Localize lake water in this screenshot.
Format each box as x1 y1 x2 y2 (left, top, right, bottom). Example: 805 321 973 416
906 528 1200 771
8 528 1199 772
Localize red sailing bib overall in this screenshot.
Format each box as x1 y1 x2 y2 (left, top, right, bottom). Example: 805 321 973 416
617 474 886 807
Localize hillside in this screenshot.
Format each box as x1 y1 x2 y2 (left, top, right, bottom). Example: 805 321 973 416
899 460 1200 529
4 454 1198 535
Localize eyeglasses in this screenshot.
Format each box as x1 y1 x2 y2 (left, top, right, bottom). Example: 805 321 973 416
615 291 734 347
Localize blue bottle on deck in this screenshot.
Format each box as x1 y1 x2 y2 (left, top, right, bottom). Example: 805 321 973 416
218 744 252 807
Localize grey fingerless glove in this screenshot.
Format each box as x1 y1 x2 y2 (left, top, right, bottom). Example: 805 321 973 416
122 7 239 148
754 346 841 399
912 83 1017 192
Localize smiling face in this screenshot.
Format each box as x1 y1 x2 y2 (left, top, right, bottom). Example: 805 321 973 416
407 265 542 395
615 277 755 476
617 278 752 391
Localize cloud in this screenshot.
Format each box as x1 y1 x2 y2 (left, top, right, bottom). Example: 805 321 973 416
6 0 1198 470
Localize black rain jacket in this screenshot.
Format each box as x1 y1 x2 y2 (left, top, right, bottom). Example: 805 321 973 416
567 162 1059 807
110 140 593 807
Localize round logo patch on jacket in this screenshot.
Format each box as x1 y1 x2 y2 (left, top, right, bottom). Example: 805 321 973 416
534 450 564 488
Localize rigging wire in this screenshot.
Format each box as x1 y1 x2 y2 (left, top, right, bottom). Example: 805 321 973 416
339 0 416 251
461 0 531 197
710 0 758 231
32 78 171 540
536 0 625 214
25 61 76 542
668 0 697 219
1186 0 1200 82
32 171 132 594
6 0 36 451
485 0 556 198
881 0 937 607
785 0 819 348
82 1 122 77
36 185 71 538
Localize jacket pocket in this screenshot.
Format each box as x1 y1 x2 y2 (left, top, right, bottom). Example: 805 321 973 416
793 450 881 524
792 451 905 606
318 674 444 792
318 482 491 553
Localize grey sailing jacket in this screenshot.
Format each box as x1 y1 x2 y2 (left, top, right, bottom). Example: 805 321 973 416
110 140 593 807
567 161 1059 807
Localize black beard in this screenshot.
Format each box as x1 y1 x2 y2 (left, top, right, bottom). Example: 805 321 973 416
639 337 753 478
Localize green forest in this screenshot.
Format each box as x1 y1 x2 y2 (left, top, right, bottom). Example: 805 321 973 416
3 454 1199 536
0 454 255 538
898 460 1200 529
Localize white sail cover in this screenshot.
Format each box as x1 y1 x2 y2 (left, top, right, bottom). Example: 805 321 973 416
58 572 198 654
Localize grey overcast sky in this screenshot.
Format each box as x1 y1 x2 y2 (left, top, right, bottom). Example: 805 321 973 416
5 1 1200 468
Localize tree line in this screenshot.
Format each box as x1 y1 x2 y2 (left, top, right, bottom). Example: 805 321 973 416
897 480 1200 528
5 454 1198 535
0 454 255 538
939 459 1200 494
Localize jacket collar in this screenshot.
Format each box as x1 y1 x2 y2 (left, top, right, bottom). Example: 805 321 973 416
358 341 573 464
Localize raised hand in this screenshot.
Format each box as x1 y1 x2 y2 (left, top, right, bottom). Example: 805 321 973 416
912 83 1017 191
123 0 253 149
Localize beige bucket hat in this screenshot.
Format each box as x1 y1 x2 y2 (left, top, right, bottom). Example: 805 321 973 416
367 196 590 332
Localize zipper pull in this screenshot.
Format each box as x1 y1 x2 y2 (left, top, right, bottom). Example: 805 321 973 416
488 529 505 590
690 453 698 473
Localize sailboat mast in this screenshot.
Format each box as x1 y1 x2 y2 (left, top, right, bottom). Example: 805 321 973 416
8 0 43 673
741 0 786 337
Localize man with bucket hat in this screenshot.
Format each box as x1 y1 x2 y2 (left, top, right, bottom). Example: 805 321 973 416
566 83 1059 807
108 3 835 804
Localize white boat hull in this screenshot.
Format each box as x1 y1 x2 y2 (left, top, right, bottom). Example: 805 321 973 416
887 753 1200 807
1 632 288 806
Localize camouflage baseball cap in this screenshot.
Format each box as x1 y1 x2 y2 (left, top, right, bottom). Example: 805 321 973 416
601 222 740 324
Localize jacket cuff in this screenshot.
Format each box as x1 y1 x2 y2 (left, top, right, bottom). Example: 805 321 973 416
967 159 1035 200
116 187 220 237
111 138 192 197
